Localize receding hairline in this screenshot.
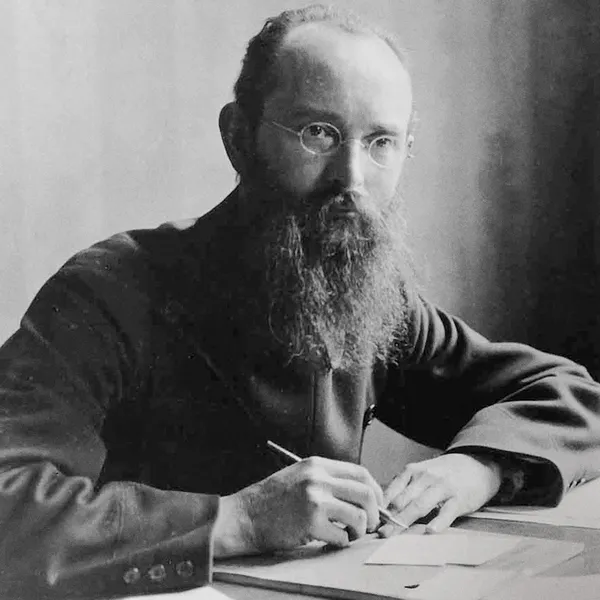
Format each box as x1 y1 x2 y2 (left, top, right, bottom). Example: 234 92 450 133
279 18 409 73
261 21 413 136
232 4 415 132
275 21 411 86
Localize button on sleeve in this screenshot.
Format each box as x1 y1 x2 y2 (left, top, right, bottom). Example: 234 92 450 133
147 564 167 582
123 567 141 585
175 560 194 579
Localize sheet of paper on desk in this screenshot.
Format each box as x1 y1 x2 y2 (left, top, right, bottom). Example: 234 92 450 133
486 573 600 600
470 476 600 528
365 527 583 574
365 532 521 566
461 528 584 576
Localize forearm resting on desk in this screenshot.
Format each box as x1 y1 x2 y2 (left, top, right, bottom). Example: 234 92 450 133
0 462 218 598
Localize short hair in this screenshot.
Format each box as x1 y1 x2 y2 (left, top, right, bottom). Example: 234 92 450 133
233 4 412 133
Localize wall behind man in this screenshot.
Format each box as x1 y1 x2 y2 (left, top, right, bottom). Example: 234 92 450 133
1 1 598 479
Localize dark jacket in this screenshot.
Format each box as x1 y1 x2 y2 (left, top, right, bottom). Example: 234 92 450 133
1 195 599 598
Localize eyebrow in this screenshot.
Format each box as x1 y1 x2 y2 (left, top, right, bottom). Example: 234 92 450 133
369 124 406 137
286 106 342 123
285 106 406 136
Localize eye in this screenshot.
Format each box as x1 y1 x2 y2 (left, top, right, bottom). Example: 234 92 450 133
306 124 325 137
305 123 333 139
301 122 339 153
372 135 399 150
369 135 402 167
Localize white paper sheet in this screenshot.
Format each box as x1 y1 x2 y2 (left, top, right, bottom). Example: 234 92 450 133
365 532 522 566
470 476 600 529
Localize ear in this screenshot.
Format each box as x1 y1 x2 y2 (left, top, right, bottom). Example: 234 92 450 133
406 133 415 159
219 102 252 176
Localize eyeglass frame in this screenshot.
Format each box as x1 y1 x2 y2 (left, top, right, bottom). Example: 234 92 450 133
263 120 412 169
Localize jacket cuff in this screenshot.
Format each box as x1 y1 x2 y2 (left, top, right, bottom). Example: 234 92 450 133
445 447 563 507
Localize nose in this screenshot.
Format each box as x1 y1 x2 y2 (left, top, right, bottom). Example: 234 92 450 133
329 138 366 192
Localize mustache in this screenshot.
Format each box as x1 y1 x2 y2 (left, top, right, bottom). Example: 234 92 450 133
305 187 366 211
300 188 384 229
309 190 390 245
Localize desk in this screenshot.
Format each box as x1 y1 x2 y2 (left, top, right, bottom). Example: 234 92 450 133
213 516 600 599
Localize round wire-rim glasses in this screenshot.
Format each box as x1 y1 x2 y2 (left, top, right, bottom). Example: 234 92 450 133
265 120 406 169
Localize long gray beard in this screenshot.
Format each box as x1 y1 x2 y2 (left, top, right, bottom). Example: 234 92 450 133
257 195 413 372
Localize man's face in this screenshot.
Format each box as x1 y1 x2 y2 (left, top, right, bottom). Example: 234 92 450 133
250 23 413 218
234 23 414 368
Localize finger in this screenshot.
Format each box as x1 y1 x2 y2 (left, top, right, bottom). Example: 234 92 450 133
425 498 461 533
314 519 351 548
325 496 369 541
383 469 413 506
378 521 428 538
328 478 380 532
314 458 384 507
395 484 450 528
387 471 432 513
377 523 396 538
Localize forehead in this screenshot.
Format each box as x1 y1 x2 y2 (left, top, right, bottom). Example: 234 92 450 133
264 23 413 131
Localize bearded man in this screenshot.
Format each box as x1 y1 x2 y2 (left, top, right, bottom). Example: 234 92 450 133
0 4 599 599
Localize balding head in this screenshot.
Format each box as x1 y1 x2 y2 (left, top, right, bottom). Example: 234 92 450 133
233 4 413 133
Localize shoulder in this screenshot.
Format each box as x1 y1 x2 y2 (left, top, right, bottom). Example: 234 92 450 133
401 289 491 364
23 217 208 334
63 216 203 278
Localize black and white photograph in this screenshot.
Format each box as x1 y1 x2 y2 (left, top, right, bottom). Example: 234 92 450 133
0 2 599 599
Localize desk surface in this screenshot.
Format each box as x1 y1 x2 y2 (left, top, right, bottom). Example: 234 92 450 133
213 516 600 599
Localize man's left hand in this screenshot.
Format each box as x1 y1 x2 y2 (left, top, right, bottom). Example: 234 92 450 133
379 453 502 536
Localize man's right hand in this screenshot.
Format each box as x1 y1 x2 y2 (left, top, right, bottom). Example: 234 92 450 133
212 457 384 557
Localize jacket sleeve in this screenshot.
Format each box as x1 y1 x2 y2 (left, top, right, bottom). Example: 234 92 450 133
0 235 219 599
376 293 600 506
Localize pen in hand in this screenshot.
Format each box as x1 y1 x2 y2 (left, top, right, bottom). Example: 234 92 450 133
266 439 408 530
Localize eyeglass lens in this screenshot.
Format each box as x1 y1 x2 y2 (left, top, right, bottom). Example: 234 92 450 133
299 122 401 167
